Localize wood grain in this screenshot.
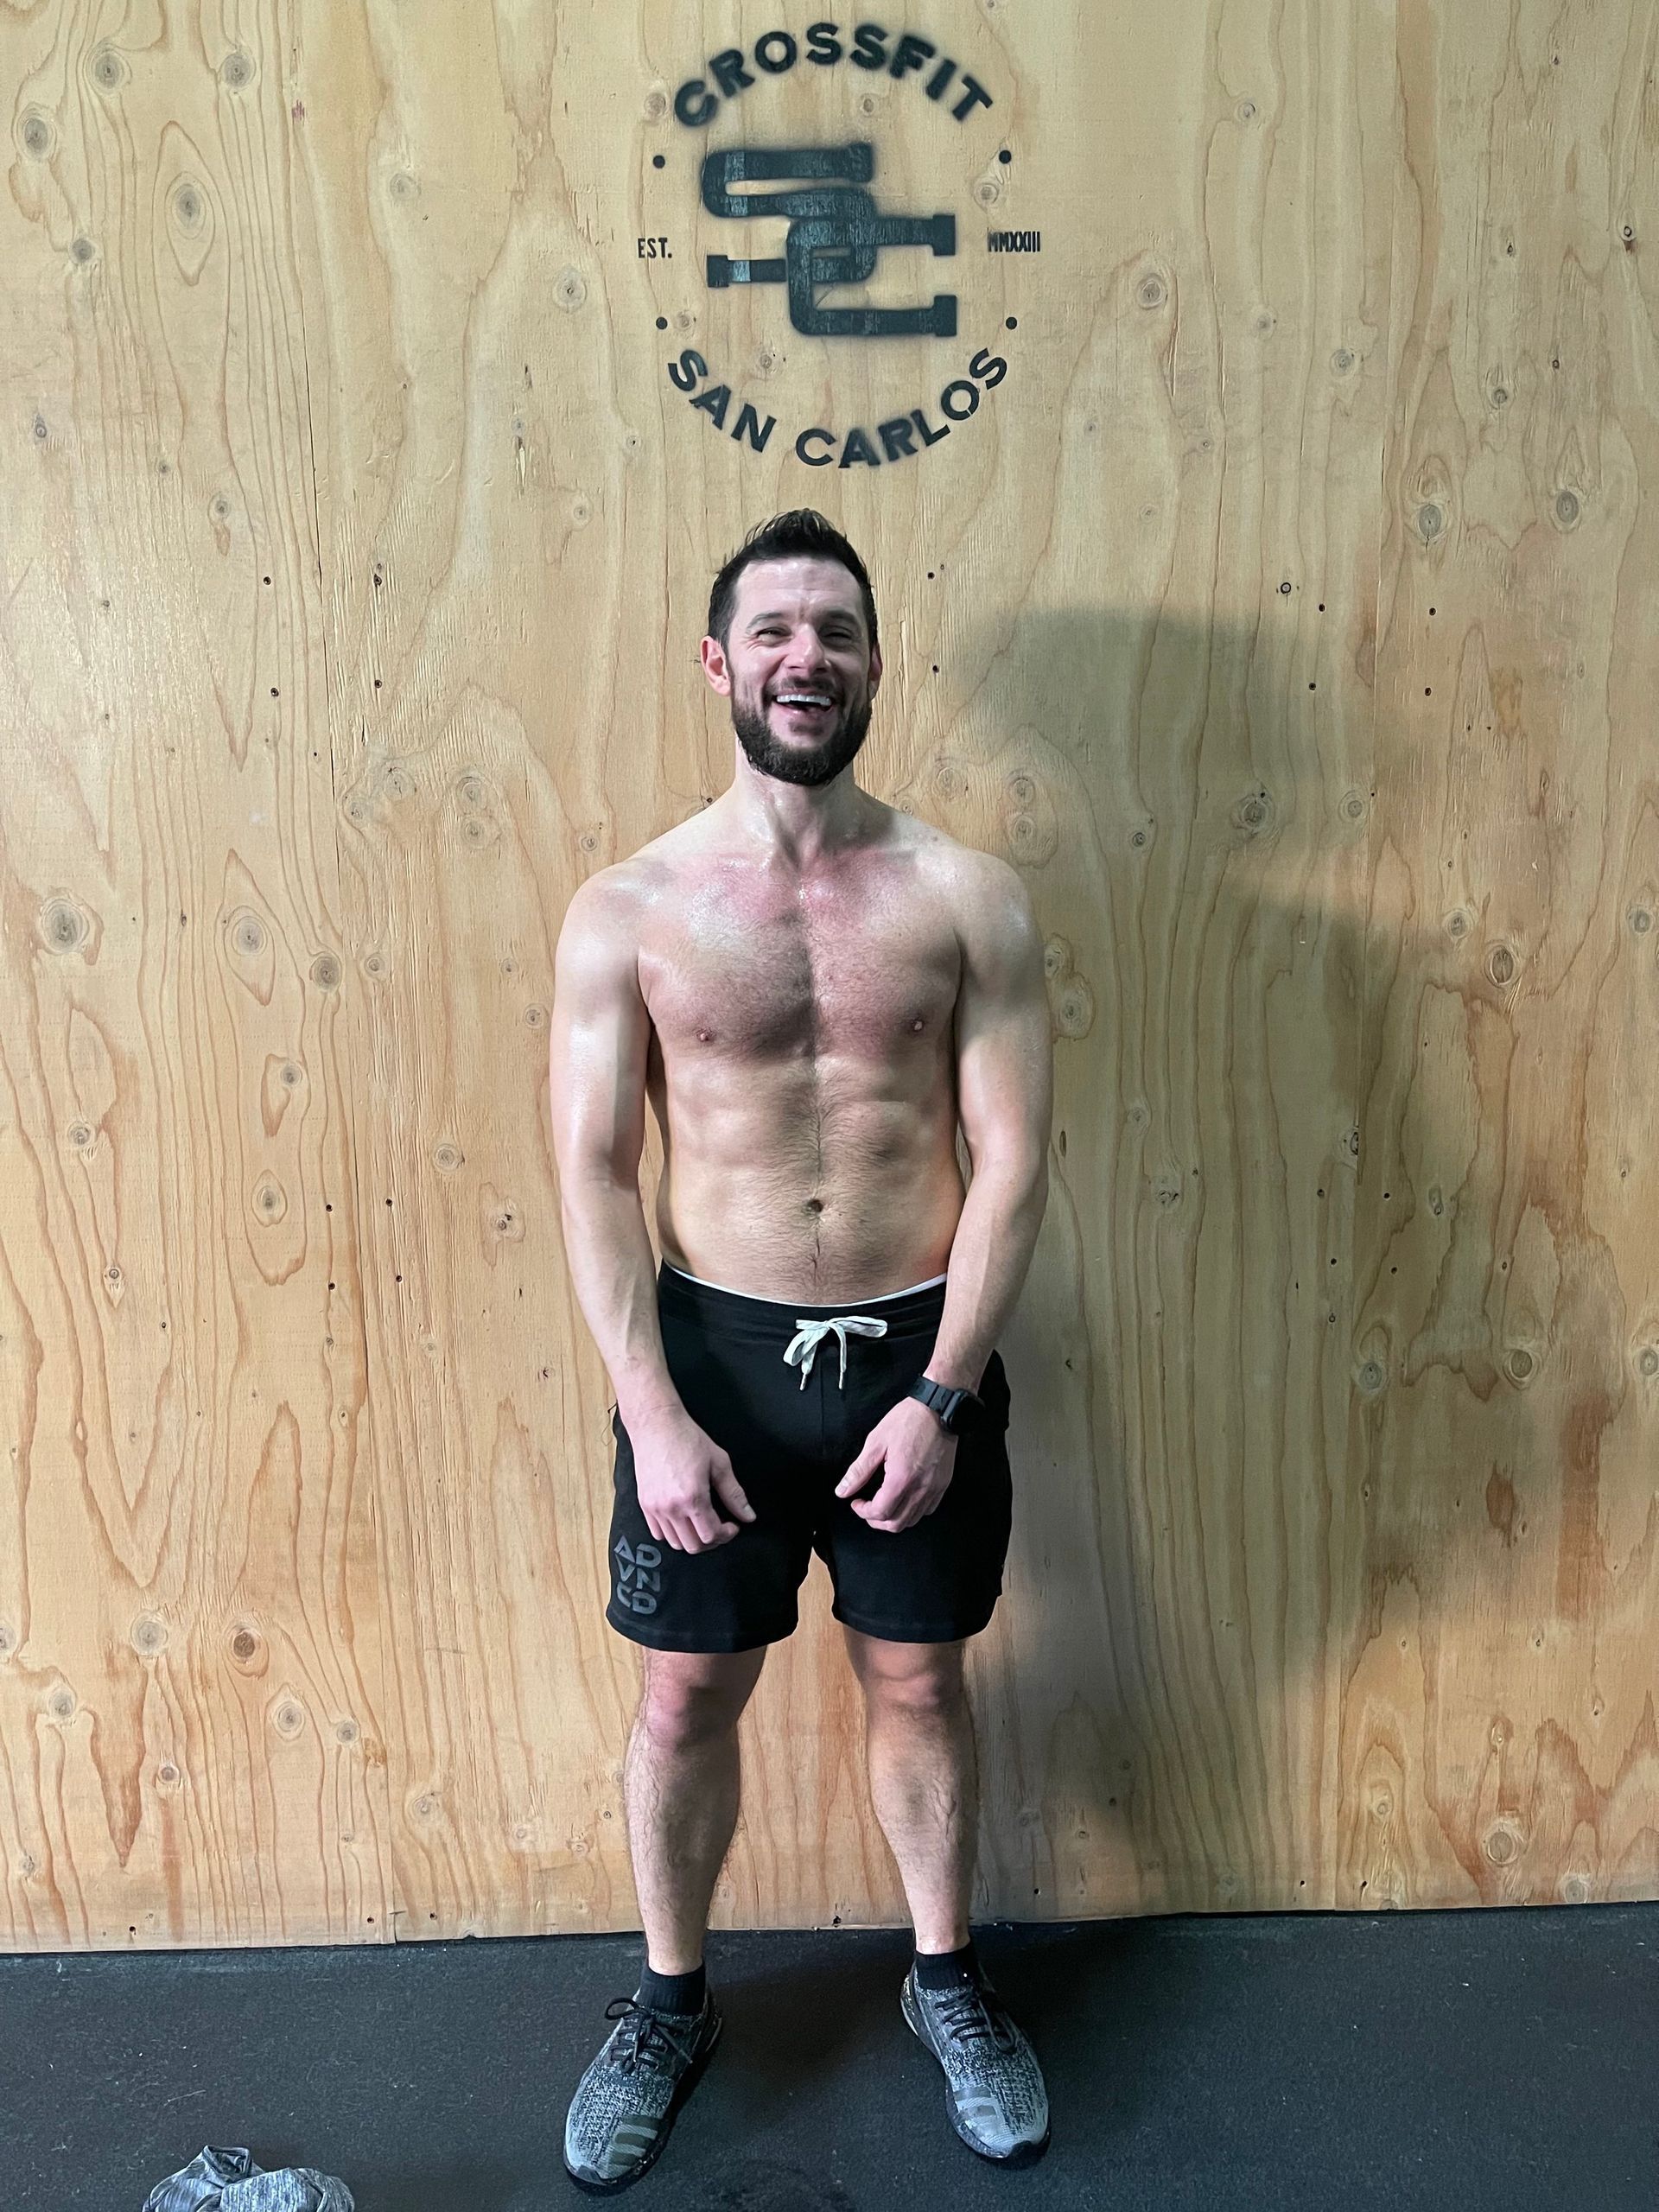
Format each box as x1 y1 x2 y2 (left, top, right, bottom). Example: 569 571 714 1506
0 5 391 1945
0 0 1652 1948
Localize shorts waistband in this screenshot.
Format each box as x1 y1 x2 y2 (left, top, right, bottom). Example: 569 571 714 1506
658 1257 949 1345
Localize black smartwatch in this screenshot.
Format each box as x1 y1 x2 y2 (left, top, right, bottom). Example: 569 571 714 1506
907 1375 984 1436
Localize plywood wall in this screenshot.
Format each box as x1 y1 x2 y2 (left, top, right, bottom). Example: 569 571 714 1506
1 0 1655 1949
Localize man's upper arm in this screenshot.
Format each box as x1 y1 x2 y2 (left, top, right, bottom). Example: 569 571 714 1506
549 874 652 1187
954 853 1053 1182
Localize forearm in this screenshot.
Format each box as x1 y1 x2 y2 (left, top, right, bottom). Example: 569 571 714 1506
560 1179 683 1429
923 1164 1049 1395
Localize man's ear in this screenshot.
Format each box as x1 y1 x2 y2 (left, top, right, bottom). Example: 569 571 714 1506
700 634 733 696
868 639 883 695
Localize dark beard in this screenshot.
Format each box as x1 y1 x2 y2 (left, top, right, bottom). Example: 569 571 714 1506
731 687 874 788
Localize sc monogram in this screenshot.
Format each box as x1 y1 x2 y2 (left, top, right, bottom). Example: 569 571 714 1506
702 143 957 339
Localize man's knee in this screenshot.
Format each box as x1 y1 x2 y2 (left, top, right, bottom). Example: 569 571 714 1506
845 1631 968 1719
637 1646 765 1749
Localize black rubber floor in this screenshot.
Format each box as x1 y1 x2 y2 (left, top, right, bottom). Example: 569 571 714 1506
5 1905 1655 2211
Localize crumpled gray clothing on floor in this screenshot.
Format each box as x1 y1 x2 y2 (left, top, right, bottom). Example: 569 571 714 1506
142 2144 354 2212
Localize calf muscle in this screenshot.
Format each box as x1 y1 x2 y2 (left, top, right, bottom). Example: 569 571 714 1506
625 1647 766 1974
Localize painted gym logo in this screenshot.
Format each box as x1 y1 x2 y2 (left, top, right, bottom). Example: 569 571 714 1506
701 143 957 340
645 19 1029 471
613 1535 663 1617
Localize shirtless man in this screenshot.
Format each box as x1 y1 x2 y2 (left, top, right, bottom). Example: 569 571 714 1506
550 509 1053 2192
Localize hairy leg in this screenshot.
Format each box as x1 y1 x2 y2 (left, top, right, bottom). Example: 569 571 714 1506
625 1644 767 1974
844 1630 977 1953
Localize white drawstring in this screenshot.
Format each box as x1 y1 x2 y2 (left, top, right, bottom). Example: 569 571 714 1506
783 1313 890 1390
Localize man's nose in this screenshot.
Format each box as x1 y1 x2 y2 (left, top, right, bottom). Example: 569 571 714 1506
782 629 831 672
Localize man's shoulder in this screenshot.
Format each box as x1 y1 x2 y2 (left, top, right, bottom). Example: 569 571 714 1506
905 821 1033 936
569 832 681 918
560 858 656 967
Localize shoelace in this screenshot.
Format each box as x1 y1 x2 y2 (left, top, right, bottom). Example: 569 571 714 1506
602 1993 705 2075
925 1978 1020 2056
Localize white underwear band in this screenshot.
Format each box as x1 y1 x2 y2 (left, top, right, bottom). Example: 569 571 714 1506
664 1260 948 1307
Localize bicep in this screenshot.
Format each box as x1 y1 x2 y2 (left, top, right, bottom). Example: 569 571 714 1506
954 859 1053 1179
548 879 652 1185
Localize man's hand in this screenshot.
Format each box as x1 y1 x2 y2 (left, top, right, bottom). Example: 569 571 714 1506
834 1396 959 1534
632 1407 757 1554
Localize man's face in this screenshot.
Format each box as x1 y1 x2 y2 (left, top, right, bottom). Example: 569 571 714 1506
703 556 882 789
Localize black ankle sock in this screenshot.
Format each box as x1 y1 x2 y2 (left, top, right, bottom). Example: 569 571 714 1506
913 1938 981 1990
637 1961 706 2015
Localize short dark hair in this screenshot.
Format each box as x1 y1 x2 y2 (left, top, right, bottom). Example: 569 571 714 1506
707 510 879 660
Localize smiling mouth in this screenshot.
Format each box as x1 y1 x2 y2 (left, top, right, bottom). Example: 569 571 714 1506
771 690 838 721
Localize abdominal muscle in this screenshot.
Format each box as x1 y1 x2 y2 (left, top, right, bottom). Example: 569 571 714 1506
651 1084 968 1306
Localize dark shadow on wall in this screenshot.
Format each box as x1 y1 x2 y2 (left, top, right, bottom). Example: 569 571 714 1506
923 598 1492 1920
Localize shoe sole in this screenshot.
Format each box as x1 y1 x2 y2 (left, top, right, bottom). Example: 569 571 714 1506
563 2005 724 2196
900 1978 1052 2170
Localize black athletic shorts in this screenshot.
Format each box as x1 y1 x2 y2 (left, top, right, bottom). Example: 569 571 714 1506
605 1260 1014 1652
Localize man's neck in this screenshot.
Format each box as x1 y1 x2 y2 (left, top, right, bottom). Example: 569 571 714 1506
714 777 886 871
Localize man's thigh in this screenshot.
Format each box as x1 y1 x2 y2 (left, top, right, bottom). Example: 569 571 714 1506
606 1272 826 1652
607 1402 817 1652
817 1348 1014 1645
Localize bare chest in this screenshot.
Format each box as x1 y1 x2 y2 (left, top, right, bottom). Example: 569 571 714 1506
638 860 961 1063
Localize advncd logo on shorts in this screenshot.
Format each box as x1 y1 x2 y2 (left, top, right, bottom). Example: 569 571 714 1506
647 19 1027 473
613 1535 664 1617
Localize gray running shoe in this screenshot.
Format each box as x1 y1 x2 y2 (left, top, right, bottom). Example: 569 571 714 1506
901 1962 1051 2166
563 1991 723 2194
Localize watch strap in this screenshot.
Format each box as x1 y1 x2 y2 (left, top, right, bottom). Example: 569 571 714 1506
908 1375 983 1434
